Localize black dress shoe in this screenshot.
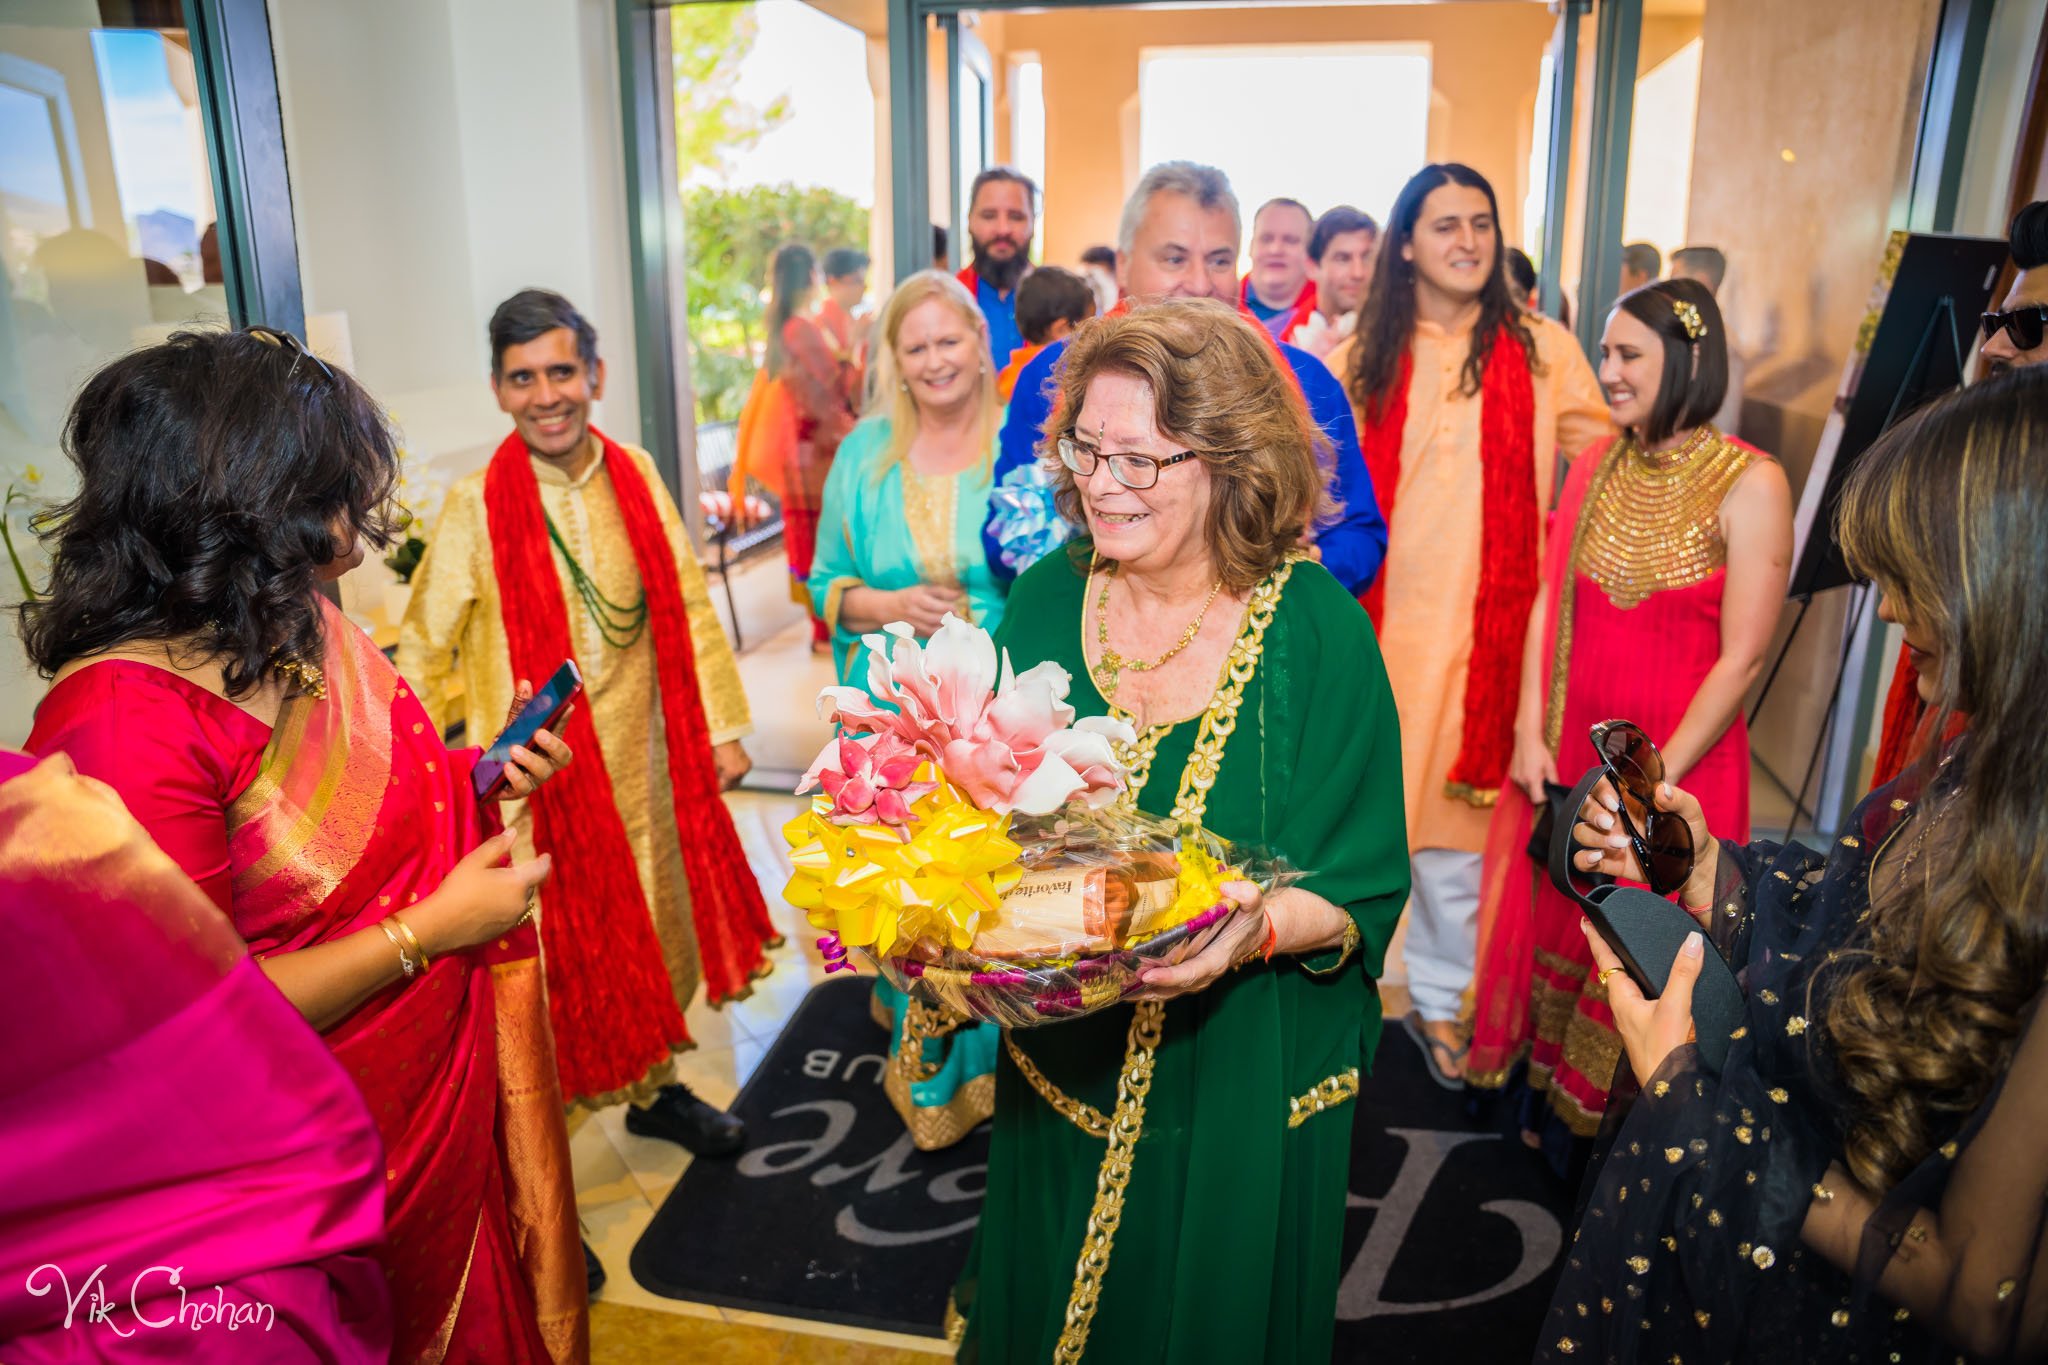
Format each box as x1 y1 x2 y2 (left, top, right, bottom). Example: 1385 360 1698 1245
623 1082 746 1156
584 1239 606 1296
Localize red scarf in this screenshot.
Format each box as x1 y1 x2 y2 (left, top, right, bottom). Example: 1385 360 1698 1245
484 428 775 1102
1357 328 1539 803
1239 275 1319 344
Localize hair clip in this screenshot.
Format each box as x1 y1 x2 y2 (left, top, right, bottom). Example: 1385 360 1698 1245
1672 299 1708 342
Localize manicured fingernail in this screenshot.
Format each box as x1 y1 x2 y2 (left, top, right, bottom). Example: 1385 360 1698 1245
1683 932 1703 958
1597 813 1613 830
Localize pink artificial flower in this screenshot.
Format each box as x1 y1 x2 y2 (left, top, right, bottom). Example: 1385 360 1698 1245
796 733 937 826
813 615 1132 816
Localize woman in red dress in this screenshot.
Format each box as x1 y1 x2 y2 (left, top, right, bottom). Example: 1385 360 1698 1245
734 242 861 650
21 329 587 1363
1465 279 1793 1160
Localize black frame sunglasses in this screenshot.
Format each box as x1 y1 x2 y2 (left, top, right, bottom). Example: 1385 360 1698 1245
1588 719 1695 898
246 325 337 385
1980 304 2048 353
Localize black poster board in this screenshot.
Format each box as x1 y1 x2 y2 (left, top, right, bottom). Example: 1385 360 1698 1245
1788 232 2006 598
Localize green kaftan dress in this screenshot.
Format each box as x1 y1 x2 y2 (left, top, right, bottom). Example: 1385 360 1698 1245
953 550 1409 1363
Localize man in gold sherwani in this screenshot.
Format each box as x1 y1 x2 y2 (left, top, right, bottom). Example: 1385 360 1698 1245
399 292 777 1288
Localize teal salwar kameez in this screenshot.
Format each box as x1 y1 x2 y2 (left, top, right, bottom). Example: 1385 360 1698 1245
808 414 1007 1148
953 551 1409 1363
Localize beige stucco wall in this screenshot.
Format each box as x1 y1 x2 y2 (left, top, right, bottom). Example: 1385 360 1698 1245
980 3 1560 269
1681 0 1941 797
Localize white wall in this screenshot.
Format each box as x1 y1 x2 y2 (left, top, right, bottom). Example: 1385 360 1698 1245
268 0 642 636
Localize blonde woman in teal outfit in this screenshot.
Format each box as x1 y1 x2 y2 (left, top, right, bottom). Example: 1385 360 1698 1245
808 269 1006 1148
809 270 1006 689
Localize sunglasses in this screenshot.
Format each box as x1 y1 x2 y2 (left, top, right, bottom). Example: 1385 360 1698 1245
1589 719 1695 897
1980 304 2048 353
246 325 337 385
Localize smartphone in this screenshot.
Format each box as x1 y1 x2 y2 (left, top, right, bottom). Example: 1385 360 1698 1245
472 660 583 801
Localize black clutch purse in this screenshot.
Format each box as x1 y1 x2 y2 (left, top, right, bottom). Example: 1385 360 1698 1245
1525 781 1574 862
1547 766 1744 1073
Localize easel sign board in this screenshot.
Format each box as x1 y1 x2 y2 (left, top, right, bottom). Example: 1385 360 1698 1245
1789 231 2007 599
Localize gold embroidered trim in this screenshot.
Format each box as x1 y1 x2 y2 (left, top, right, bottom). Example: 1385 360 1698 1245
1054 998 1163 1365
1287 1068 1361 1128
1023 556 1299 1365
901 466 963 589
1006 1031 1111 1139
886 999 994 1151
944 1293 967 1347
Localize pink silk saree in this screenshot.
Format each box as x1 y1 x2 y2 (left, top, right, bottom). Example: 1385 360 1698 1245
0 750 389 1361
25 600 587 1364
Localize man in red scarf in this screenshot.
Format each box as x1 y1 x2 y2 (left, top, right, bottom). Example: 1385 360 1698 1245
1323 165 1610 1083
1240 197 1319 343
397 291 780 1280
958 166 1037 371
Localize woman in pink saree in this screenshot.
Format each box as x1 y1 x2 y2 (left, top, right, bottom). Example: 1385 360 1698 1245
0 748 389 1360
19 330 587 1363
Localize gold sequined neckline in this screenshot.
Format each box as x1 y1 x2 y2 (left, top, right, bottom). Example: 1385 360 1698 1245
1575 428 1755 611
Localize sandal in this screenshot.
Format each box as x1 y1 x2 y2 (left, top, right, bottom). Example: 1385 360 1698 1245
1402 1011 1469 1091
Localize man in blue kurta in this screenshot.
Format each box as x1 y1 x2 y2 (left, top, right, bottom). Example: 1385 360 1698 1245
981 162 1387 597
956 166 1037 371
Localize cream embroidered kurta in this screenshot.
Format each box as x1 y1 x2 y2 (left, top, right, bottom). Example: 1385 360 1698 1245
395 442 751 1053
1328 315 1611 855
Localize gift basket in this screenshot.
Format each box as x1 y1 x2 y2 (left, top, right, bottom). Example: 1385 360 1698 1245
783 615 1295 1027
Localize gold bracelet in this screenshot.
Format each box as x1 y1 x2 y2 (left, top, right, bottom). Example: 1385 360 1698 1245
379 917 418 980
389 913 431 970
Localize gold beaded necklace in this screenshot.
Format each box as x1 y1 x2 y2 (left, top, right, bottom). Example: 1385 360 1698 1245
1542 428 1754 749
1088 562 1223 700
1576 425 1755 610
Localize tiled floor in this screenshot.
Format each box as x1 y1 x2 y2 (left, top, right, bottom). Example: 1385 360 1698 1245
577 784 949 1360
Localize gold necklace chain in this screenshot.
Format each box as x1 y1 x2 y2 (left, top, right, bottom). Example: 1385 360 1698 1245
1018 553 1300 1365
1088 563 1223 700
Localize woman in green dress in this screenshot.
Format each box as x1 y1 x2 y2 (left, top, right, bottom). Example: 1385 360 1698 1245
809 269 1006 1150
953 299 1409 1362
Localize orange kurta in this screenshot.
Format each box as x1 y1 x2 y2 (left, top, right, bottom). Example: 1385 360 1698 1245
1328 314 1610 855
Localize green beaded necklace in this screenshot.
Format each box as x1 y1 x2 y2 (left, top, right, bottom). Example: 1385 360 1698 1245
546 513 650 652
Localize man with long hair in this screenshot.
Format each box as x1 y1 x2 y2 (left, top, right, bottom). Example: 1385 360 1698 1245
1327 163 1609 1084
960 165 1038 370
397 290 780 1285
983 160 1388 596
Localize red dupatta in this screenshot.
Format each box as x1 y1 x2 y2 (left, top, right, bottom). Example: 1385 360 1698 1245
225 598 585 1364
1356 325 1539 805
1238 274 1320 343
484 430 776 1105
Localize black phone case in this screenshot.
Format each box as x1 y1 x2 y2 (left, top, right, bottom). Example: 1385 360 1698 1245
1548 766 1745 1074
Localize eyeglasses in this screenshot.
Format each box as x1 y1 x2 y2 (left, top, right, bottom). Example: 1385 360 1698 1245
246 325 337 385
1589 719 1696 897
1980 304 2048 352
1056 435 1202 491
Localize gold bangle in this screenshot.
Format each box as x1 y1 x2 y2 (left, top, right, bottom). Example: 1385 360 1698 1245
390 913 431 970
378 917 418 980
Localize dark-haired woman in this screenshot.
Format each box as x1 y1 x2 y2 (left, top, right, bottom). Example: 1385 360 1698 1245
732 241 860 650
20 329 588 1364
1465 279 1791 1159
1536 365 2048 1363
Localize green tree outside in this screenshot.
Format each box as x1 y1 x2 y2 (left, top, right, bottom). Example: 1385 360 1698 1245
673 5 870 424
